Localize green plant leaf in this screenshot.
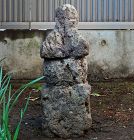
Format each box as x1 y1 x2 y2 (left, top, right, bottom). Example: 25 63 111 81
13 121 21 140
0 65 44 140
13 93 31 140
9 76 44 112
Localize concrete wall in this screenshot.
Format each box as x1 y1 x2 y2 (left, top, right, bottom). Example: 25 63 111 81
81 30 134 81
0 30 134 81
0 30 44 79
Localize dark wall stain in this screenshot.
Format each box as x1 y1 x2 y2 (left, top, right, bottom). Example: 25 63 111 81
0 30 46 41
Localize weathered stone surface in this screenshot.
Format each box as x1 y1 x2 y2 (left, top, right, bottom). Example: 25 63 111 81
40 4 89 59
40 4 92 138
42 84 92 138
40 30 89 59
43 58 88 86
55 4 79 29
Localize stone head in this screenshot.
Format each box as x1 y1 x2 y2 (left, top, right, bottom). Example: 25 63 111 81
55 4 79 31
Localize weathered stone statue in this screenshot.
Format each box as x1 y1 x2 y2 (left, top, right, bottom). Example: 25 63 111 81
40 4 92 138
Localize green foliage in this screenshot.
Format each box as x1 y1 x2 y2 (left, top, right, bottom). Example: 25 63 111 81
28 83 43 92
0 66 44 140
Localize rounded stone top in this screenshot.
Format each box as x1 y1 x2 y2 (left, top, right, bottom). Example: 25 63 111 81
55 4 79 28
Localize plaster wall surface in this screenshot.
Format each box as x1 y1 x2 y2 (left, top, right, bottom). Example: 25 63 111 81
0 30 134 81
0 30 44 79
80 30 134 81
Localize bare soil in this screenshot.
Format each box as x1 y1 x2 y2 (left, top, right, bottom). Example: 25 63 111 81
10 81 134 140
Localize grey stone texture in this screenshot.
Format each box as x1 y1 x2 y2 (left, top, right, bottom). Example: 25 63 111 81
40 4 92 138
43 58 88 86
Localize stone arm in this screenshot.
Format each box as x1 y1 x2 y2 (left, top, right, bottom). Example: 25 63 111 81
40 31 89 59
70 38 89 58
40 38 70 59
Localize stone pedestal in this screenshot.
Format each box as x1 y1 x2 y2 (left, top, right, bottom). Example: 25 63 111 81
40 4 92 138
